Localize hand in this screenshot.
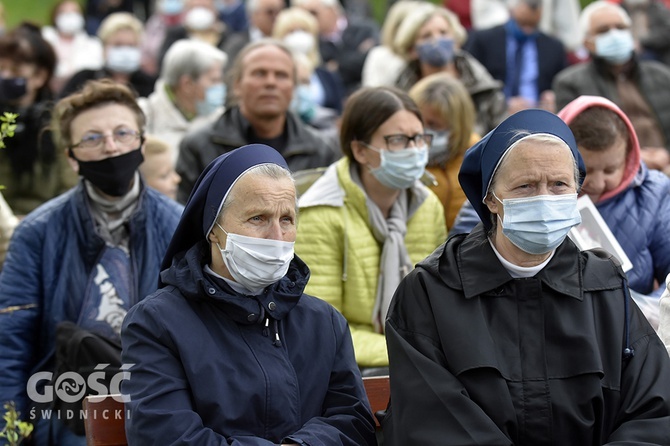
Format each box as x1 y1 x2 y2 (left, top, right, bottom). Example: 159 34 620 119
640 146 670 171
507 96 534 115
358 38 376 53
538 90 556 113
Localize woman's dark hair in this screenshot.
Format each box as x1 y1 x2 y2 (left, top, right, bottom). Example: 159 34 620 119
0 22 57 100
568 106 630 153
339 86 423 162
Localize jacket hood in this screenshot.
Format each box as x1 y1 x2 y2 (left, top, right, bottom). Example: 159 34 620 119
160 240 310 324
557 95 641 203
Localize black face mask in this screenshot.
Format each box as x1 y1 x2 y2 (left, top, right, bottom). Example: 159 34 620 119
0 77 27 102
71 147 144 197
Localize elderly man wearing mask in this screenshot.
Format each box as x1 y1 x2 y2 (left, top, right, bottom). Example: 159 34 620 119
553 0 670 174
139 38 227 165
121 144 377 445
383 109 670 445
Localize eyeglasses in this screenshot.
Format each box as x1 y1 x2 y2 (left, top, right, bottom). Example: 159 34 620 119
71 128 142 151
378 133 433 152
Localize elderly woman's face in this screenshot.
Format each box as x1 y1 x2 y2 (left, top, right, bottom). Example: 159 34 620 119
69 103 142 163
217 173 297 243
486 140 577 217
578 136 627 203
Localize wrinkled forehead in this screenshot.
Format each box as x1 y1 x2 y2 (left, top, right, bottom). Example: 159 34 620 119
486 133 573 191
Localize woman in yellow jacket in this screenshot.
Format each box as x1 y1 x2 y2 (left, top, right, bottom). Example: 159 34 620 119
295 87 447 371
409 72 481 230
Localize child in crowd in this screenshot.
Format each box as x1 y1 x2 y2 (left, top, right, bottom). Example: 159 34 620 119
139 135 181 200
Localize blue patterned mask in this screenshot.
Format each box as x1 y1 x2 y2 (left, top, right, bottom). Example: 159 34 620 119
494 192 581 255
416 38 455 67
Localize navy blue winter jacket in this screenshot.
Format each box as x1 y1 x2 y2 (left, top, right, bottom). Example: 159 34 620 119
121 240 377 445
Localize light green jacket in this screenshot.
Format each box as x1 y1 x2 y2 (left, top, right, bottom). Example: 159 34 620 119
295 158 447 367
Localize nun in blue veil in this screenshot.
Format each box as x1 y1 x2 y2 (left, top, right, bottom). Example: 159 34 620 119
382 109 670 445
120 144 377 446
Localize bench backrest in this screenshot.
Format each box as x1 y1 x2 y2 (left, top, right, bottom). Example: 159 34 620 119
83 376 390 445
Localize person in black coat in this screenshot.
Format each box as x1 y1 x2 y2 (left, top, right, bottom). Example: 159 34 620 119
464 0 567 115
383 109 670 445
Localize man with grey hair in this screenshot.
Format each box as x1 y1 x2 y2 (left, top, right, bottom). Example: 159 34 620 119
553 0 670 173
138 38 228 165
292 0 379 94
177 39 340 203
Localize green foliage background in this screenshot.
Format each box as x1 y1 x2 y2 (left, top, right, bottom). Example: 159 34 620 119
5 0 597 30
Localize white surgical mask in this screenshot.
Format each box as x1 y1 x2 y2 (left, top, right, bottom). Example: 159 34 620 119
56 12 84 35
105 46 141 73
493 192 581 255
215 223 295 293
594 29 634 64
184 7 216 31
283 30 315 55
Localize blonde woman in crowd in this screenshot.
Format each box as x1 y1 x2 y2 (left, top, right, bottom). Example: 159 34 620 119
394 3 506 135
409 72 479 230
362 0 427 88
272 7 345 115
60 12 156 98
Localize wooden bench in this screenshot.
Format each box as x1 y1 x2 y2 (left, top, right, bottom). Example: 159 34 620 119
83 395 128 446
83 376 390 445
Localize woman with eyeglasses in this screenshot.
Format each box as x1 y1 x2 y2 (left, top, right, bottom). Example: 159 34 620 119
294 86 446 373
0 79 183 446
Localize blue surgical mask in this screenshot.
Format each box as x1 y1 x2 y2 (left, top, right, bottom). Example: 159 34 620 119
594 29 634 64
196 83 226 116
365 143 429 189
106 46 141 73
290 84 316 124
160 0 184 15
493 192 581 255
427 129 450 160
416 37 455 67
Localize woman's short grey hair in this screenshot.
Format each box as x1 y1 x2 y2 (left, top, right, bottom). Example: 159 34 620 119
578 1 631 42
161 39 228 88
487 132 580 230
393 4 467 59
217 164 297 222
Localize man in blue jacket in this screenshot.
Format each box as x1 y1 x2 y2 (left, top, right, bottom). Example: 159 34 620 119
0 80 183 446
121 144 377 445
